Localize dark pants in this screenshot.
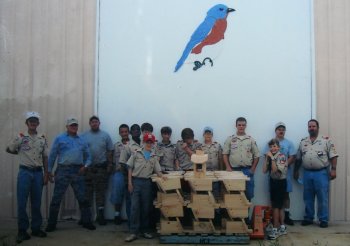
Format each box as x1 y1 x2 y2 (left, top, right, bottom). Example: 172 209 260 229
17 166 43 232
47 165 91 226
85 164 109 208
130 177 152 234
110 170 131 223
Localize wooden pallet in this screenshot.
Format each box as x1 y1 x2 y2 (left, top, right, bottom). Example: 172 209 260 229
159 234 250 244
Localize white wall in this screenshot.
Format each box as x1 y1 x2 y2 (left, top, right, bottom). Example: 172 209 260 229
97 0 314 220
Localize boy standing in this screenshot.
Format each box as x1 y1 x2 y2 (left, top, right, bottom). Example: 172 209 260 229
157 126 176 171
262 139 288 240
125 133 165 242
175 128 202 170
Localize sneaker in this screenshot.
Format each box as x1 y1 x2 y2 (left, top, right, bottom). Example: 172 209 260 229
320 221 328 228
301 220 313 226
142 232 153 239
268 228 280 240
32 230 47 237
82 222 96 230
17 231 31 244
114 216 122 225
125 234 137 242
279 225 287 235
45 224 56 232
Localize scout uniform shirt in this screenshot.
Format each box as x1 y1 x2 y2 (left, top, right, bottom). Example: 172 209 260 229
298 135 338 170
119 139 141 164
269 151 288 180
127 148 161 178
202 142 222 171
113 140 129 170
7 131 48 168
223 134 260 168
175 140 202 170
157 141 176 171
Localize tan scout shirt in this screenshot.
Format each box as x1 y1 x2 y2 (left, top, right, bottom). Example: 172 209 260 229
269 152 288 180
157 142 176 171
298 135 338 170
127 149 161 178
7 131 48 168
119 139 141 164
202 142 222 171
223 135 260 168
175 140 202 170
113 141 129 169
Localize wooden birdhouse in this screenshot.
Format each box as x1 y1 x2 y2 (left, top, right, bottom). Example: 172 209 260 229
191 150 208 178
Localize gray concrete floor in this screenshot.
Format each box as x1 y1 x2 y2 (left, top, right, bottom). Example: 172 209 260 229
0 219 349 246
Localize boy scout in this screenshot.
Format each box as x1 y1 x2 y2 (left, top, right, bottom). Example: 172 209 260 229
223 117 260 201
262 139 288 240
201 126 223 171
119 124 142 165
82 116 114 225
110 124 131 225
125 133 165 242
46 118 95 232
263 122 296 225
294 119 338 228
157 126 176 171
6 112 48 243
175 128 202 170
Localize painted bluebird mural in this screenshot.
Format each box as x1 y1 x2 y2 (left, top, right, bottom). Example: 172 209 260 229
174 4 235 72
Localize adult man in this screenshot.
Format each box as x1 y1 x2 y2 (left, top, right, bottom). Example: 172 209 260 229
82 116 114 225
6 112 48 243
110 124 131 225
263 122 296 225
46 117 95 232
223 117 260 201
294 119 338 228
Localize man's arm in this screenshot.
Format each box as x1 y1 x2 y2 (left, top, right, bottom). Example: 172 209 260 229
329 157 337 180
223 154 232 171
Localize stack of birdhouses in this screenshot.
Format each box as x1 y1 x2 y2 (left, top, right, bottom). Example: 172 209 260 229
152 150 252 238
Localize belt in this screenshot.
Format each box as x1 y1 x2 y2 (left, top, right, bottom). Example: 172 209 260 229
91 163 107 168
232 166 250 171
58 164 83 168
304 167 328 172
20 165 42 172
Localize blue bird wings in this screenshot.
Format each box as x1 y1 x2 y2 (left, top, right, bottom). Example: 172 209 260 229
174 17 216 72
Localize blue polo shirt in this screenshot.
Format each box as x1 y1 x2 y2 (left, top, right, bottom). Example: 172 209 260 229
263 138 296 159
48 133 92 172
82 130 114 164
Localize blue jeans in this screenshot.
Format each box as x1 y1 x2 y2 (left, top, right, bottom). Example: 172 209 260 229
129 178 152 234
47 165 91 226
303 168 329 222
241 167 254 201
17 167 43 232
110 171 131 221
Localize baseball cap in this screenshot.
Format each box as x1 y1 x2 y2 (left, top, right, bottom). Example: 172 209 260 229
26 111 40 120
275 122 286 130
203 126 213 134
66 117 79 126
143 133 156 143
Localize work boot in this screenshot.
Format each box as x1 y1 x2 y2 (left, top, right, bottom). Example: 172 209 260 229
114 216 122 225
284 211 294 226
82 222 96 230
45 224 56 232
97 209 107 225
17 231 31 244
31 230 47 237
